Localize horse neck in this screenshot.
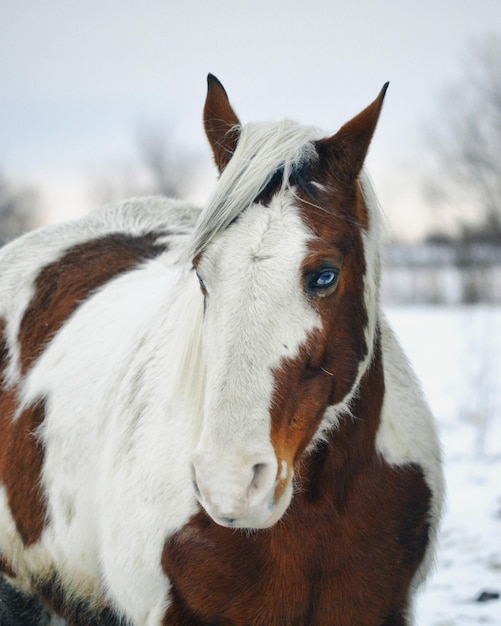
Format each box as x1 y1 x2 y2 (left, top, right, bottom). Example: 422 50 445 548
299 325 385 501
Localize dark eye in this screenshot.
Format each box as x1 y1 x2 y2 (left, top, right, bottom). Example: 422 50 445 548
196 271 207 294
306 268 339 294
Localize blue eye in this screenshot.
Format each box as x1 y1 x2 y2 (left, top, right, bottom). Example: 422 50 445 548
316 270 337 286
307 268 339 293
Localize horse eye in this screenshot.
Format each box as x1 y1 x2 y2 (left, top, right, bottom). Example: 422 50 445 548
316 270 337 286
307 268 339 293
196 271 207 294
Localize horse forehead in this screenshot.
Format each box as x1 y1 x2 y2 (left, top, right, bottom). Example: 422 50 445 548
202 198 321 358
208 195 312 277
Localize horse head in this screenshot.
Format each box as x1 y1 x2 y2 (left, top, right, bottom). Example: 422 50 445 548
190 75 388 529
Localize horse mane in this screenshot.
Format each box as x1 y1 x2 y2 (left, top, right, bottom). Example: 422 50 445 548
187 120 323 261
168 269 207 439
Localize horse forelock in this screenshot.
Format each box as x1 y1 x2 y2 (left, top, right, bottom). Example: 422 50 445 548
188 119 323 262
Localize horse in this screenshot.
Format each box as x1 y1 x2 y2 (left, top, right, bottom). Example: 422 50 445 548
0 74 444 625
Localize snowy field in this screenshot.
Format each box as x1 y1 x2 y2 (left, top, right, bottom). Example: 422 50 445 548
386 306 501 625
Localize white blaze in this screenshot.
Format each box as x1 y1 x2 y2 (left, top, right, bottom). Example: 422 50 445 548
191 191 320 527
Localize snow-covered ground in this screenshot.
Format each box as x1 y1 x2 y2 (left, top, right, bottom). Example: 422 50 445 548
386 306 501 625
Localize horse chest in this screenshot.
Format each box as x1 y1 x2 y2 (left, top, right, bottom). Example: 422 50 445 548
162 460 430 626
163 512 329 625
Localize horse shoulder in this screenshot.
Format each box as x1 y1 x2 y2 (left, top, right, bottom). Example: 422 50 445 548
376 315 445 590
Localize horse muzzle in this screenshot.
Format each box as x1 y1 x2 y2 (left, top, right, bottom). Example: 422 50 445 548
190 453 292 529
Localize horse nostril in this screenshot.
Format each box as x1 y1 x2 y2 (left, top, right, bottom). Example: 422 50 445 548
251 463 266 489
247 461 277 509
250 462 276 496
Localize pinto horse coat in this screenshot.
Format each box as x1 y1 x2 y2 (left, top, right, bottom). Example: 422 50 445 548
0 76 444 625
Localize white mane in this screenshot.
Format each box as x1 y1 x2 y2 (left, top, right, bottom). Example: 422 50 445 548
169 270 207 442
188 120 323 260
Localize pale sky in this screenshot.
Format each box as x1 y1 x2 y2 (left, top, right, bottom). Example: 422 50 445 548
1 0 500 238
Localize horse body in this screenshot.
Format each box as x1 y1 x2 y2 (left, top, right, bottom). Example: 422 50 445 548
0 77 443 625
0 198 204 623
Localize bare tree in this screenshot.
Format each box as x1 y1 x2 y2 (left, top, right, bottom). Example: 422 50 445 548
92 121 202 206
424 34 501 242
135 121 196 197
0 171 40 246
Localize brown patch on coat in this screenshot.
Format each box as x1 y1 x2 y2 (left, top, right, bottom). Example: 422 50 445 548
1 319 48 546
162 342 432 625
18 232 167 375
0 318 8 389
269 177 371 480
0 556 15 578
0 395 48 546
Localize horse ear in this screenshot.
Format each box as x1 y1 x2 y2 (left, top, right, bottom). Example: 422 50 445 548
318 82 389 180
204 74 241 172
